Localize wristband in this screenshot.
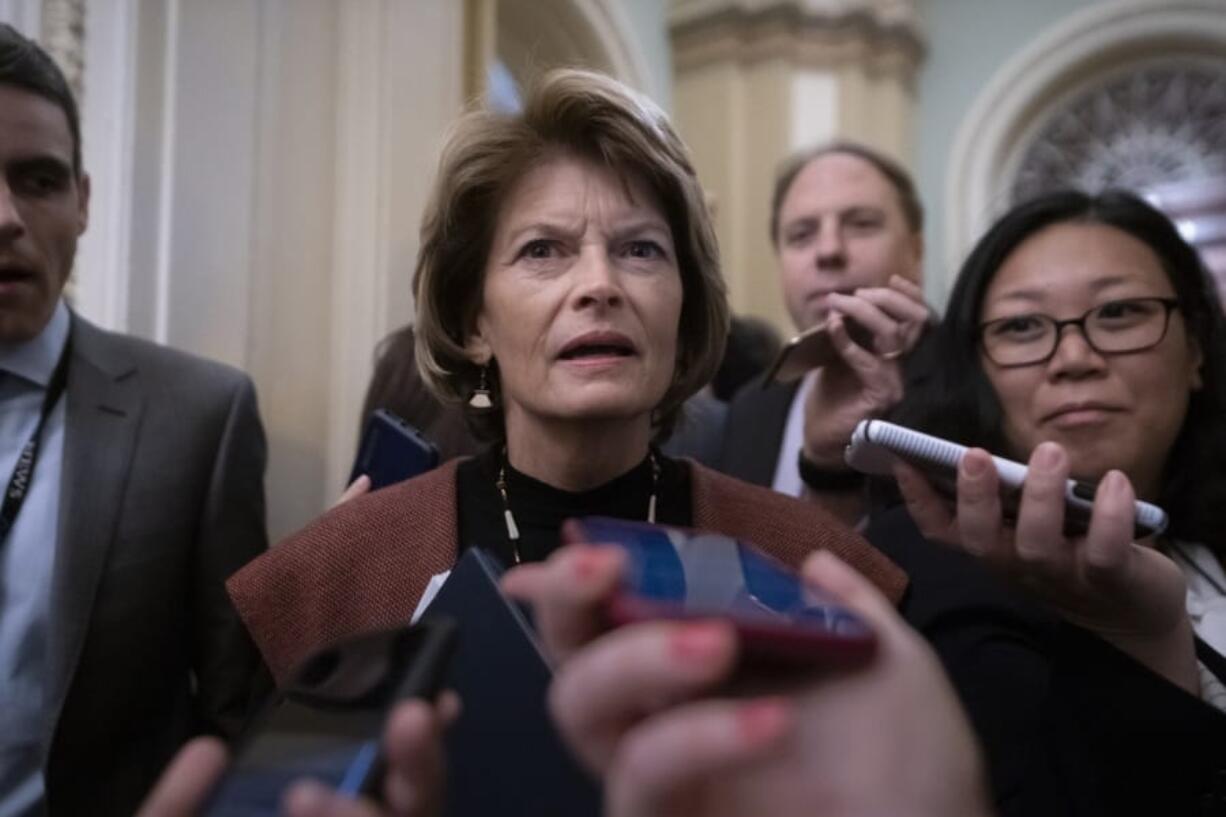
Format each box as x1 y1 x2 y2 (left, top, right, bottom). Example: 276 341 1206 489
797 449 865 492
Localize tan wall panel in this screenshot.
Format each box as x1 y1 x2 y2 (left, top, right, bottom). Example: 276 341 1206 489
675 59 792 334
739 59 791 331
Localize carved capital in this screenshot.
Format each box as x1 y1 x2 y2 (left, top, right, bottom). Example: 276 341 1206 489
669 0 924 86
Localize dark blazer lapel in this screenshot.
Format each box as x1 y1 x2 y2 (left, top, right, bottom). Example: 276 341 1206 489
717 377 799 487
43 317 142 738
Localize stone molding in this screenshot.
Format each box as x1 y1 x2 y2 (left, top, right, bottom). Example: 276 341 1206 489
670 0 923 86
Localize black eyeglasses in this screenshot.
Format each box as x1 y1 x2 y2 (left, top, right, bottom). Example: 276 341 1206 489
978 297 1181 367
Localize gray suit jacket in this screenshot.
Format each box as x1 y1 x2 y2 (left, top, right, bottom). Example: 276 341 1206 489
39 315 268 816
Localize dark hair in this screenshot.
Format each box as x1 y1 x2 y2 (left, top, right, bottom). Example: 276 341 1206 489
0 24 82 174
893 189 1226 548
769 140 923 246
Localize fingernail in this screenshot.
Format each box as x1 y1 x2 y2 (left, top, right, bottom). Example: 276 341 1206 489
1103 470 1128 496
1034 442 1064 471
737 697 791 747
671 621 729 663
961 454 988 478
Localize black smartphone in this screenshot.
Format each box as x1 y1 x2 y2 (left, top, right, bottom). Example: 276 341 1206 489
202 617 458 815
350 409 440 491
764 316 876 383
561 517 877 669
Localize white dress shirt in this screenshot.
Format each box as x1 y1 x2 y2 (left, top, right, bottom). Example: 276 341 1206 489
770 371 817 499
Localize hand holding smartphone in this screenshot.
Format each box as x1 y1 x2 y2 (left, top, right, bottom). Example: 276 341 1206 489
561 517 876 668
764 316 878 383
844 419 1168 538
350 409 440 491
202 618 458 815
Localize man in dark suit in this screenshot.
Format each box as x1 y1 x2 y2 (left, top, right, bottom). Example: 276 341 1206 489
715 141 930 524
0 25 267 816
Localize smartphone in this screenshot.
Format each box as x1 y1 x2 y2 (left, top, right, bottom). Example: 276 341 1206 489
350 409 439 491
764 316 876 383
561 517 876 668
844 419 1169 538
202 617 459 815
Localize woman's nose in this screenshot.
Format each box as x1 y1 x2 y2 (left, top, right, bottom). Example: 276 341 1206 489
1047 322 1106 376
573 250 623 308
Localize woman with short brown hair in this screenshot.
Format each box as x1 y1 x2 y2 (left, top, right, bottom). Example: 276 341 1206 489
227 68 904 687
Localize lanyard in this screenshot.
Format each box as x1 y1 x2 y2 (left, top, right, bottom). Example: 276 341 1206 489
0 334 72 542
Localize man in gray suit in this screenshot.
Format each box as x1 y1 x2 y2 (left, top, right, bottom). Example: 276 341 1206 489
0 25 267 816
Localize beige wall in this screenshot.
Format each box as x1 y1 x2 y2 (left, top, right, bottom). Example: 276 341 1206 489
670 0 924 336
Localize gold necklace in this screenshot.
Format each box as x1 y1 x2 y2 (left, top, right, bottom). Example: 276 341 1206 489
495 451 661 565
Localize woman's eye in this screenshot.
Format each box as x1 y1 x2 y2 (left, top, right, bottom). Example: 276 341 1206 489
519 239 556 260
624 240 664 260
992 316 1044 337
1096 300 1149 321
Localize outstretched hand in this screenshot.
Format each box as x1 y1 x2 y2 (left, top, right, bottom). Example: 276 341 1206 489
506 544 993 817
894 442 1198 694
136 695 458 817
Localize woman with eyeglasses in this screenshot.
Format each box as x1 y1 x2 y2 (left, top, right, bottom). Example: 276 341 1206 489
875 189 1226 815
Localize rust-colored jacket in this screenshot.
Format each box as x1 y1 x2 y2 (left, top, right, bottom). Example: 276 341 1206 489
228 459 907 684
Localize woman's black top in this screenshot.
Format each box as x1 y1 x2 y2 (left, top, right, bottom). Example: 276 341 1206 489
456 446 692 567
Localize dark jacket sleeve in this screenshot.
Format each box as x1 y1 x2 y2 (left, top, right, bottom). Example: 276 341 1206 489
193 374 272 740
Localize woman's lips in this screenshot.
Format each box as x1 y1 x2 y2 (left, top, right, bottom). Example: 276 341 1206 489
1041 403 1123 429
557 330 637 361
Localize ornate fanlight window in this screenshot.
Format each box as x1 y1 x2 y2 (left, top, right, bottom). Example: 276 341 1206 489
1010 57 1226 203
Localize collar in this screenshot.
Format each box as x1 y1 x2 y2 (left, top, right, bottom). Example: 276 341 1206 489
0 300 70 387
